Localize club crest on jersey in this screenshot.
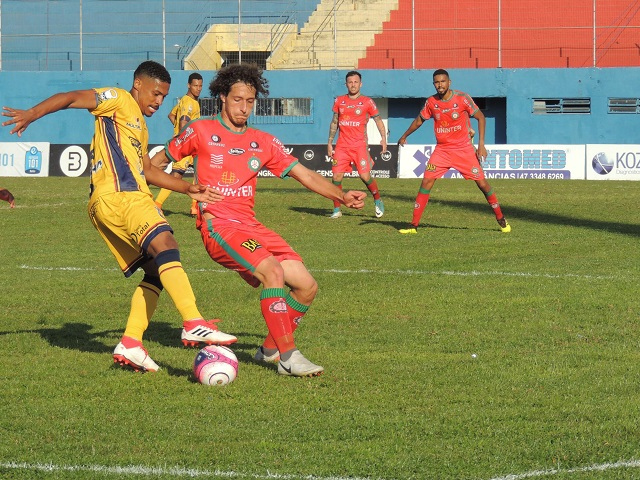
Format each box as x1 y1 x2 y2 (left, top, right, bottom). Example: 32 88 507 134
241 238 262 252
97 89 118 103
247 155 262 172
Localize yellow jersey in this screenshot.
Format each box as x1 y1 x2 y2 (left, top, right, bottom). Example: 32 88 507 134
89 87 151 198
171 94 201 136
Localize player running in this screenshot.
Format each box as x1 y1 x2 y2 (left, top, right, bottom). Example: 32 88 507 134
327 70 387 219
397 69 511 234
1 61 236 373
152 63 367 377
155 72 203 215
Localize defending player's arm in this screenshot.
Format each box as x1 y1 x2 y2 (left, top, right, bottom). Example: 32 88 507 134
327 112 339 158
145 150 223 203
398 115 425 147
373 115 388 152
288 163 366 209
472 109 487 160
2 90 98 137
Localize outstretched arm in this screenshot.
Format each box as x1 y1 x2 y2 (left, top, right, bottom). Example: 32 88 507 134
397 115 424 147
145 150 224 204
289 163 366 209
2 90 98 137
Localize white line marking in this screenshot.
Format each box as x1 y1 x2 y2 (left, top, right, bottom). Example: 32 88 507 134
16 264 615 280
488 459 640 480
0 461 375 479
2 459 639 479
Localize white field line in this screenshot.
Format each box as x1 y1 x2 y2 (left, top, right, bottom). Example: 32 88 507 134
0 462 372 479
488 459 640 480
1 459 639 479
17 264 615 280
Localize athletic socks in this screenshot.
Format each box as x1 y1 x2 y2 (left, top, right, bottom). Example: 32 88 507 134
411 187 431 226
484 189 504 220
123 274 163 341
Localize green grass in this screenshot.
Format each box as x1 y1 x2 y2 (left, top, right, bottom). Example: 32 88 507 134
1 177 639 480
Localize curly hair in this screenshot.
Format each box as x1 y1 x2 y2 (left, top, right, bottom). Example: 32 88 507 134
209 63 269 98
134 60 172 85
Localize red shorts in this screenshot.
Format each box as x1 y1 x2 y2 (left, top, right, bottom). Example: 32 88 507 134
198 218 302 288
332 144 374 175
425 144 485 180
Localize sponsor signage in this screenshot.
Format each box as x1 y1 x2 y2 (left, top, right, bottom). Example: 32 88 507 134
586 144 640 180
0 142 50 177
398 144 586 180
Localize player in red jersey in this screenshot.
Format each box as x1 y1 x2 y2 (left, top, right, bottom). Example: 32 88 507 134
327 71 387 219
0 188 15 208
152 64 367 377
397 69 511 234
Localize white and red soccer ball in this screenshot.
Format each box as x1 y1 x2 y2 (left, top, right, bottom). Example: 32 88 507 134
193 345 238 386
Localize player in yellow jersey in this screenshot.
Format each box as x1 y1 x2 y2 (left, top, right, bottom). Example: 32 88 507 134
2 61 236 373
154 72 203 215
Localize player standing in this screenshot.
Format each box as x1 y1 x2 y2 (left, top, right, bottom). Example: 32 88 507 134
155 72 203 215
152 64 367 377
397 69 511 234
1 61 236 372
327 70 387 219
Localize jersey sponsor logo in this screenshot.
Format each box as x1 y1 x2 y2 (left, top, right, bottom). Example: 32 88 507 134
241 238 262 252
250 141 259 148
436 125 462 134
228 148 245 155
126 120 142 131
247 155 261 172
219 170 239 186
426 163 437 171
210 154 223 168
452 112 459 119
339 120 361 127
356 108 362 115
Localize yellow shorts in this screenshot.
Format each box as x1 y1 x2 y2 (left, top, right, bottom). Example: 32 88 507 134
171 155 193 175
88 191 173 277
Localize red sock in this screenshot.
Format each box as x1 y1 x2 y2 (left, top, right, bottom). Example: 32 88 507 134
411 189 431 227
332 180 342 209
365 178 381 200
262 293 309 349
484 190 504 219
260 288 295 353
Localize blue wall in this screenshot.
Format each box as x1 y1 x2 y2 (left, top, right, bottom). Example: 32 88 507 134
1 68 639 146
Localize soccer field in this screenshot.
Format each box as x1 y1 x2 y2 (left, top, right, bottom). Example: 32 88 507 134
1 177 639 480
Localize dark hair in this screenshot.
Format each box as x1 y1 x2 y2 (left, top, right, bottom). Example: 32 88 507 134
433 69 449 79
188 72 203 83
209 63 269 98
346 70 362 81
134 60 171 84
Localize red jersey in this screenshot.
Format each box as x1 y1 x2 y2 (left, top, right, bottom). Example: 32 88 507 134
420 90 478 148
332 94 380 148
165 114 298 224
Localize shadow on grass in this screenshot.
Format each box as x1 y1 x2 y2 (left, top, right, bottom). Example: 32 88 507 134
3 321 272 377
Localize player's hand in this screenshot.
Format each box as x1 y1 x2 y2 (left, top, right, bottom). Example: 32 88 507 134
187 184 224 203
398 136 407 147
476 144 488 163
343 190 366 210
1 107 34 137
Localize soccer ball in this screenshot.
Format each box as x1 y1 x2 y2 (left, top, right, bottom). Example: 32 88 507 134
193 345 238 386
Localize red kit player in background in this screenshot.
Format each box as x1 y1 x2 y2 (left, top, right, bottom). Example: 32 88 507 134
327 70 387 219
397 69 511 234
